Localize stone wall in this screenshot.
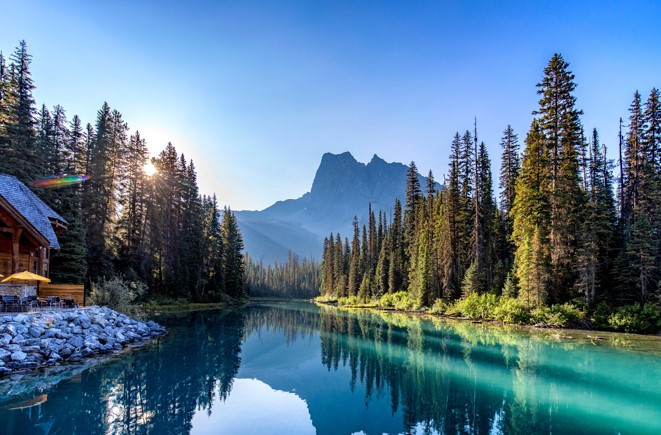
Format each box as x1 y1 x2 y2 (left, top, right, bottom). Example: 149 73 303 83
0 285 37 297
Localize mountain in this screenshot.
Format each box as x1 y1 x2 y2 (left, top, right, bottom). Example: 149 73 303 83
236 152 436 264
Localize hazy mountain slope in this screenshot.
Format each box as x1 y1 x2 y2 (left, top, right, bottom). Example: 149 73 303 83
236 152 436 264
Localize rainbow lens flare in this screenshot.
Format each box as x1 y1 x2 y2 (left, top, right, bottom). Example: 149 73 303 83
31 175 89 189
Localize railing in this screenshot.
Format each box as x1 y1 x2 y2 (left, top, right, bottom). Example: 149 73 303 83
39 284 85 307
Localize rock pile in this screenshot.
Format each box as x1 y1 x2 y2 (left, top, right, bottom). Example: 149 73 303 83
0 306 166 375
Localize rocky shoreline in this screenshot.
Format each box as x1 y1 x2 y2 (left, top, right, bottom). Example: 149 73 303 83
0 306 166 376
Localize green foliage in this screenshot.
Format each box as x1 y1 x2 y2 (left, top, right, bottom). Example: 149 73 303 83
447 293 499 319
530 302 586 328
377 291 418 311
501 271 517 298
89 275 147 316
492 297 530 324
607 304 661 333
245 252 321 298
429 298 449 315
337 295 361 306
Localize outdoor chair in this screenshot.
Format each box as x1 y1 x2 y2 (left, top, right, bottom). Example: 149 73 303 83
46 296 61 309
62 298 78 309
20 296 39 311
1 296 20 312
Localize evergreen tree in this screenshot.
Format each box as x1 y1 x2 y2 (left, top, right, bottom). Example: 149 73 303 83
534 53 585 303
1 41 40 183
348 217 361 296
512 121 551 306
221 207 245 298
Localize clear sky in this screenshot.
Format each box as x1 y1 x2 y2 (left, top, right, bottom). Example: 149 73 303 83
2 1 660 210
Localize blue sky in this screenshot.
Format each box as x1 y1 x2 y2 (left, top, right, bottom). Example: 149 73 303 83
2 1 660 210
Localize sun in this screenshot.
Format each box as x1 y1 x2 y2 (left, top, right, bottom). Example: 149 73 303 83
144 161 158 176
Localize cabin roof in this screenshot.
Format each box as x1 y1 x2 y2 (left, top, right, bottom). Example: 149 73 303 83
0 174 68 249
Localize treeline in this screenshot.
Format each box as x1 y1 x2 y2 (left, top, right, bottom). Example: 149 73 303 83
0 41 245 301
321 53 661 316
245 252 320 298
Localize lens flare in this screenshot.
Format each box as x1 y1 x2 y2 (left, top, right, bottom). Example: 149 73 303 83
31 174 89 189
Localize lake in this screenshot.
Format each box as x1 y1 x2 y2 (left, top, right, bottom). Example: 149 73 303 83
0 301 660 434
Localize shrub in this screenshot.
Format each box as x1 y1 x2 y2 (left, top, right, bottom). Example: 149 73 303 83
429 298 449 315
608 303 661 333
377 291 418 311
89 275 147 316
448 293 499 319
493 297 530 324
337 295 360 306
530 302 585 328
589 302 613 330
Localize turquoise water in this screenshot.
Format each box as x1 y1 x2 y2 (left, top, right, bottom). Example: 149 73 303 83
0 302 660 434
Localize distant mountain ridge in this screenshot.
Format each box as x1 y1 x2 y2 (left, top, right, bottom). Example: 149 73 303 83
236 152 436 264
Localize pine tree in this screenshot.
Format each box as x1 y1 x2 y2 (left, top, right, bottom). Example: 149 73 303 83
533 53 585 303
499 125 521 218
221 207 245 298
348 217 361 296
116 131 149 278
576 130 616 306
388 199 404 292
179 161 204 298
1 41 41 183
83 103 126 282
404 162 422 267
512 121 551 306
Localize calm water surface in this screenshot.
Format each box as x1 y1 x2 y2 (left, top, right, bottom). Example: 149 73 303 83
0 301 660 434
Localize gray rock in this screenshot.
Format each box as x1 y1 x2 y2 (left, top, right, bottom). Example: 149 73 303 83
69 336 84 348
11 334 25 344
10 351 26 361
28 326 43 338
83 339 99 350
0 349 11 361
67 351 82 362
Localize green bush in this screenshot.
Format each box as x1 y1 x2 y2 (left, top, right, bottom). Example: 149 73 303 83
608 303 661 333
590 302 613 329
337 295 360 306
530 302 585 327
493 297 530 324
448 293 499 319
377 291 418 311
89 275 147 316
429 298 449 315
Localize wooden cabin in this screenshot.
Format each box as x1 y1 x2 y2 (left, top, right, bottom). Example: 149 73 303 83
0 174 68 278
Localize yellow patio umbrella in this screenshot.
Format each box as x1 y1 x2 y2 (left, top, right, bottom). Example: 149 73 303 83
1 270 51 283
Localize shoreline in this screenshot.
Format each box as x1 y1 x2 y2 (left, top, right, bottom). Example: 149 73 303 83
311 299 661 338
0 306 166 377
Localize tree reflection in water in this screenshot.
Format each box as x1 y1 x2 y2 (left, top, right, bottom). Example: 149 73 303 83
0 308 247 434
0 303 660 434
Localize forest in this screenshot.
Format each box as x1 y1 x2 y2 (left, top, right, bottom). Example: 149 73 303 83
0 41 245 303
319 54 661 333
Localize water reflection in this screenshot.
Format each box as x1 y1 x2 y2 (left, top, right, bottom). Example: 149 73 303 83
0 303 660 434
0 308 246 434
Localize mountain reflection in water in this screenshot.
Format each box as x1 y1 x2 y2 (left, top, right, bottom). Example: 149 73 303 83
0 301 660 434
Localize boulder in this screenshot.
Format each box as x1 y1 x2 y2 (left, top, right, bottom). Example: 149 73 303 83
10 351 26 361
